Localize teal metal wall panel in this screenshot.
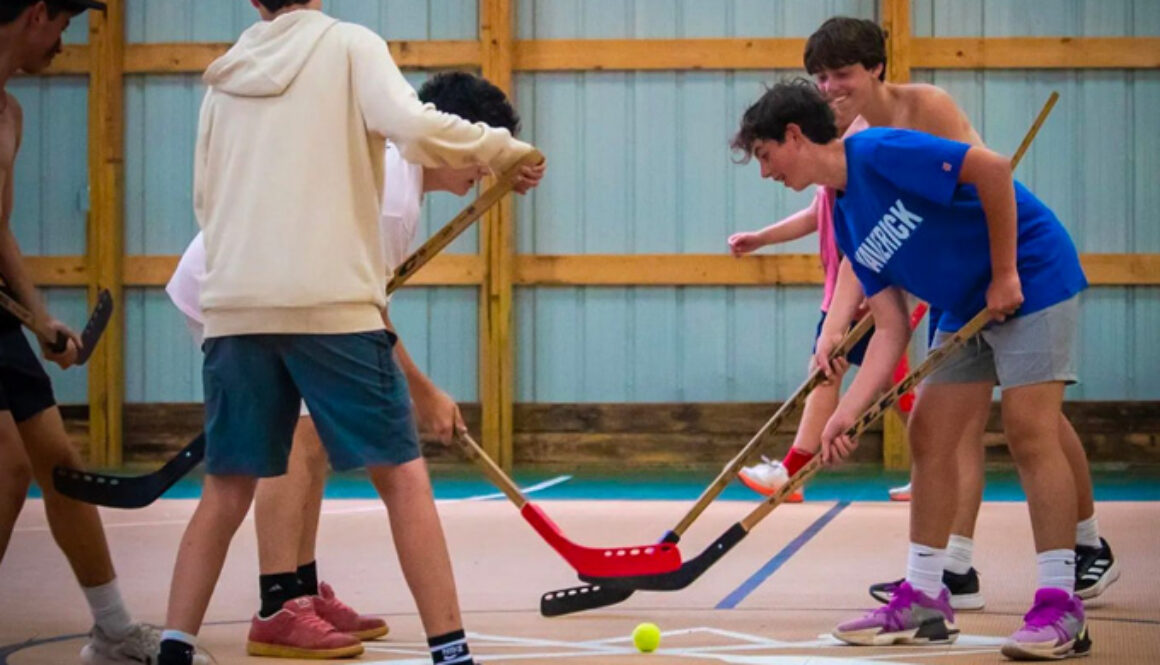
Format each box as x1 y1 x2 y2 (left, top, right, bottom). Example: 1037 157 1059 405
8 78 89 255
127 1 475 43
518 0 876 39
913 0 1160 37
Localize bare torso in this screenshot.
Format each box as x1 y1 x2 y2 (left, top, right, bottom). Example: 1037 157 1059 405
0 92 20 227
887 83 984 146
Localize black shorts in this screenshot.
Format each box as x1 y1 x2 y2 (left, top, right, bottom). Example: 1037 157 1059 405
0 317 57 423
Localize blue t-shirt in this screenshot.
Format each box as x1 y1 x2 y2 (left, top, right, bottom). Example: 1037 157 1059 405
833 128 1087 331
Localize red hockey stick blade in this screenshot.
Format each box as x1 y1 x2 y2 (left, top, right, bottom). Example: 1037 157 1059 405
520 503 682 578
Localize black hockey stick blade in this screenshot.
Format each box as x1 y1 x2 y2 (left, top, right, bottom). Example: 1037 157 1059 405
579 522 749 591
540 583 635 617
539 527 685 616
53 433 205 508
75 289 114 365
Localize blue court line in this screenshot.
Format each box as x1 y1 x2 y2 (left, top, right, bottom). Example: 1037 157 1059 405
715 500 851 610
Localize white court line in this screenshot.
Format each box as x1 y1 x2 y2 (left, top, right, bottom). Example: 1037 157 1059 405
12 475 571 533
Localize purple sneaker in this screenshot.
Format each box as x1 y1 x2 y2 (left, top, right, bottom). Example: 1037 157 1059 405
833 581 959 646
1001 588 1091 661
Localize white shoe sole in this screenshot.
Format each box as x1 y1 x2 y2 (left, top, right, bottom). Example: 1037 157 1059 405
950 591 986 611
1076 559 1120 600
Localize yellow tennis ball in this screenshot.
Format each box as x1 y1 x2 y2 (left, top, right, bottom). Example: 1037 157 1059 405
632 622 661 653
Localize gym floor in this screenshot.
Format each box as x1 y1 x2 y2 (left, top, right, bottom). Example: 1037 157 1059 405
4 470 1158 664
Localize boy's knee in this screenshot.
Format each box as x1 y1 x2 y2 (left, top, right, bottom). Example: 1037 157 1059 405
202 477 257 524
0 459 33 499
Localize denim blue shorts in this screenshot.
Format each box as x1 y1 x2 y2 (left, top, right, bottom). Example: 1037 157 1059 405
813 310 872 366
202 330 421 476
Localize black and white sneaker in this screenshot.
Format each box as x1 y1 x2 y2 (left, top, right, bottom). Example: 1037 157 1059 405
1075 537 1120 600
869 568 985 611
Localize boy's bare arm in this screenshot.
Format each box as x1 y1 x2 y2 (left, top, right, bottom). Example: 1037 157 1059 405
819 286 910 463
959 145 1022 320
813 258 865 375
381 307 464 443
728 197 818 255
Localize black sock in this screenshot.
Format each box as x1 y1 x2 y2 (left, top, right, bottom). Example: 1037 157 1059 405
297 560 319 596
259 571 303 618
158 639 194 665
429 629 473 665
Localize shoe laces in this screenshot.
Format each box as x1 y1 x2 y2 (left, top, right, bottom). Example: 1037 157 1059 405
112 623 162 657
1022 596 1069 628
295 607 339 634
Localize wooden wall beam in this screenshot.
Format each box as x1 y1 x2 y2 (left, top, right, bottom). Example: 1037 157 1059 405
42 37 1159 77
913 37 1160 70
28 253 1160 288
480 0 516 470
86 0 125 467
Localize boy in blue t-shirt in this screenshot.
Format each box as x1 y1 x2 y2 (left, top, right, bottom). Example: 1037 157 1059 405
732 79 1090 661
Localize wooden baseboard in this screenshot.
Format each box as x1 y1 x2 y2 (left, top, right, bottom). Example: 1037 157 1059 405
59 401 1160 469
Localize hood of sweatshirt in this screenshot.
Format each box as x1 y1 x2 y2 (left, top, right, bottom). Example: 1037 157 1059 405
203 9 339 97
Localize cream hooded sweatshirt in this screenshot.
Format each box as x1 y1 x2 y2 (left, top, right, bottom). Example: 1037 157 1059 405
195 9 532 338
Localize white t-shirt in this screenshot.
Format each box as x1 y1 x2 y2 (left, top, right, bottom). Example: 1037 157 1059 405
167 142 424 327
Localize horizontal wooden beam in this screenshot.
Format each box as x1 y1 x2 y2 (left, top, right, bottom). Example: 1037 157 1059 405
513 38 806 71
39 45 91 75
41 37 1159 77
913 37 1160 69
26 254 483 287
28 253 1160 288
514 254 823 285
514 254 1160 286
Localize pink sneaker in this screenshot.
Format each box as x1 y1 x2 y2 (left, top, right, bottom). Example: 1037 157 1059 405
1001 588 1091 660
313 581 389 640
834 581 959 646
247 597 364 659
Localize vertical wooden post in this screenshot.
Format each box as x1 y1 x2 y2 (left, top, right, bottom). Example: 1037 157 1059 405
86 0 125 467
882 0 912 84
479 0 515 469
881 0 911 471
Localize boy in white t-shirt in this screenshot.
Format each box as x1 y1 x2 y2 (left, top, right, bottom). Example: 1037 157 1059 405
166 70 539 661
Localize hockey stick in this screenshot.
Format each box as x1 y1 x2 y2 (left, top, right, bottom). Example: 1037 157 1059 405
0 287 113 365
540 90 1057 617
455 430 681 578
53 150 544 508
542 312 876 615
578 308 994 592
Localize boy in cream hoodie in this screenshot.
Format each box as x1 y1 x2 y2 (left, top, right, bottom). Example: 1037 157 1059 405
157 2 542 665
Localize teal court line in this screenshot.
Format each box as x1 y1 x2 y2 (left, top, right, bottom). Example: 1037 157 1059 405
27 467 1160 502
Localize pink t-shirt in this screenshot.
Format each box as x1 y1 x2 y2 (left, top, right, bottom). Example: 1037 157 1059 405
817 185 840 312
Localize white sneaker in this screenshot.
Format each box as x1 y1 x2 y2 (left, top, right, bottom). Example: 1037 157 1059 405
738 459 803 501
888 482 912 502
81 623 210 665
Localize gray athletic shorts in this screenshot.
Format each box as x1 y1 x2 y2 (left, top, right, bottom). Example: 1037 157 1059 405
924 296 1079 390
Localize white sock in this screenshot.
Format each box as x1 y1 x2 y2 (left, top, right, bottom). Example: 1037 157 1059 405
161 629 198 647
944 535 974 575
906 543 946 598
82 578 133 639
1076 515 1101 549
1037 549 1077 594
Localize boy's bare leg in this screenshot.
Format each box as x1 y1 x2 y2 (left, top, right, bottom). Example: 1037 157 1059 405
790 376 840 454
907 382 993 547
367 457 462 636
0 411 32 563
1058 415 1095 522
948 402 990 539
1001 382 1076 552
19 406 114 586
254 417 326 576
165 474 258 634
